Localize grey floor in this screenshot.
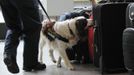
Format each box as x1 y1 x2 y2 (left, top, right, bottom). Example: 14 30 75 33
0 41 129 75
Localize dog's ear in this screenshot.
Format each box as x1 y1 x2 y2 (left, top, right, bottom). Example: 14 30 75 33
42 19 48 27
75 18 87 30
75 18 87 37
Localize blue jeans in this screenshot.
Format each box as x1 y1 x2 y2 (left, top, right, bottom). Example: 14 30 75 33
58 12 80 21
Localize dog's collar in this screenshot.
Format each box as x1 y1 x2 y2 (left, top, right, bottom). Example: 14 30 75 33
67 22 77 43
67 23 75 37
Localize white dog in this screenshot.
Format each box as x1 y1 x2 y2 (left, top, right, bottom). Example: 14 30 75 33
39 16 92 70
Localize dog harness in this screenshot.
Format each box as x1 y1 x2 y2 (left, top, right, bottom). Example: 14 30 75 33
42 22 75 43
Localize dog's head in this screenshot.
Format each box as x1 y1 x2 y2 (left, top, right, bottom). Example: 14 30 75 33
41 19 56 34
42 19 56 27
75 16 92 38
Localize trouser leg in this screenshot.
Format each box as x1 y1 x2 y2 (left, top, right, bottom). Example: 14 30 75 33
1 0 22 57
23 28 41 67
1 0 42 67
4 30 21 56
13 0 42 67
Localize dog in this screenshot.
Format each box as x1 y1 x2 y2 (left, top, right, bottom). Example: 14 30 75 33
38 16 93 70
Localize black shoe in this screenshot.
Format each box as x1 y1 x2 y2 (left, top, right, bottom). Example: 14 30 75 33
3 54 19 73
23 62 46 72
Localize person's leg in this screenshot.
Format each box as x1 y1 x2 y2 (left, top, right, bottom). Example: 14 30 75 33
1 0 22 73
12 0 45 71
74 42 82 63
81 41 90 64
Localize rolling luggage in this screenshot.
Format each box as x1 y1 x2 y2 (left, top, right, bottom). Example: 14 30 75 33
93 3 128 74
88 26 94 63
123 3 134 75
88 15 94 63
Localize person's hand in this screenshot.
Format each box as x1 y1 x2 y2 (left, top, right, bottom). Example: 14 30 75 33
46 20 55 28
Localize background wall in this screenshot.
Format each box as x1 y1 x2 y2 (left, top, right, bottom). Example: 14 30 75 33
0 9 5 23
40 0 91 19
41 0 73 16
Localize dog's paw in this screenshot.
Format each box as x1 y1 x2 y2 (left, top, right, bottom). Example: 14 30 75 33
57 64 62 68
68 66 75 70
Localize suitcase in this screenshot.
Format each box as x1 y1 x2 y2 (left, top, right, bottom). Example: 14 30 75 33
88 26 94 63
123 28 134 75
123 3 134 75
93 3 128 74
88 15 94 63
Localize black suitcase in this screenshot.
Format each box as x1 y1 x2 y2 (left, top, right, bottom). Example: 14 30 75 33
123 3 134 75
123 28 134 75
93 3 128 74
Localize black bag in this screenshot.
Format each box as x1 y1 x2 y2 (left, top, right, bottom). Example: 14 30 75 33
66 48 75 60
108 0 134 2
123 3 134 75
124 0 134 2
93 3 128 74
66 40 90 64
108 0 124 2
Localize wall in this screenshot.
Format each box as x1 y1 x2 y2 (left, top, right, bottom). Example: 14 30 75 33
0 10 5 23
41 0 73 16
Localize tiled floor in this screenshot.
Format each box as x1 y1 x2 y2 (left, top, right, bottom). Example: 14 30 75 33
0 41 129 75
